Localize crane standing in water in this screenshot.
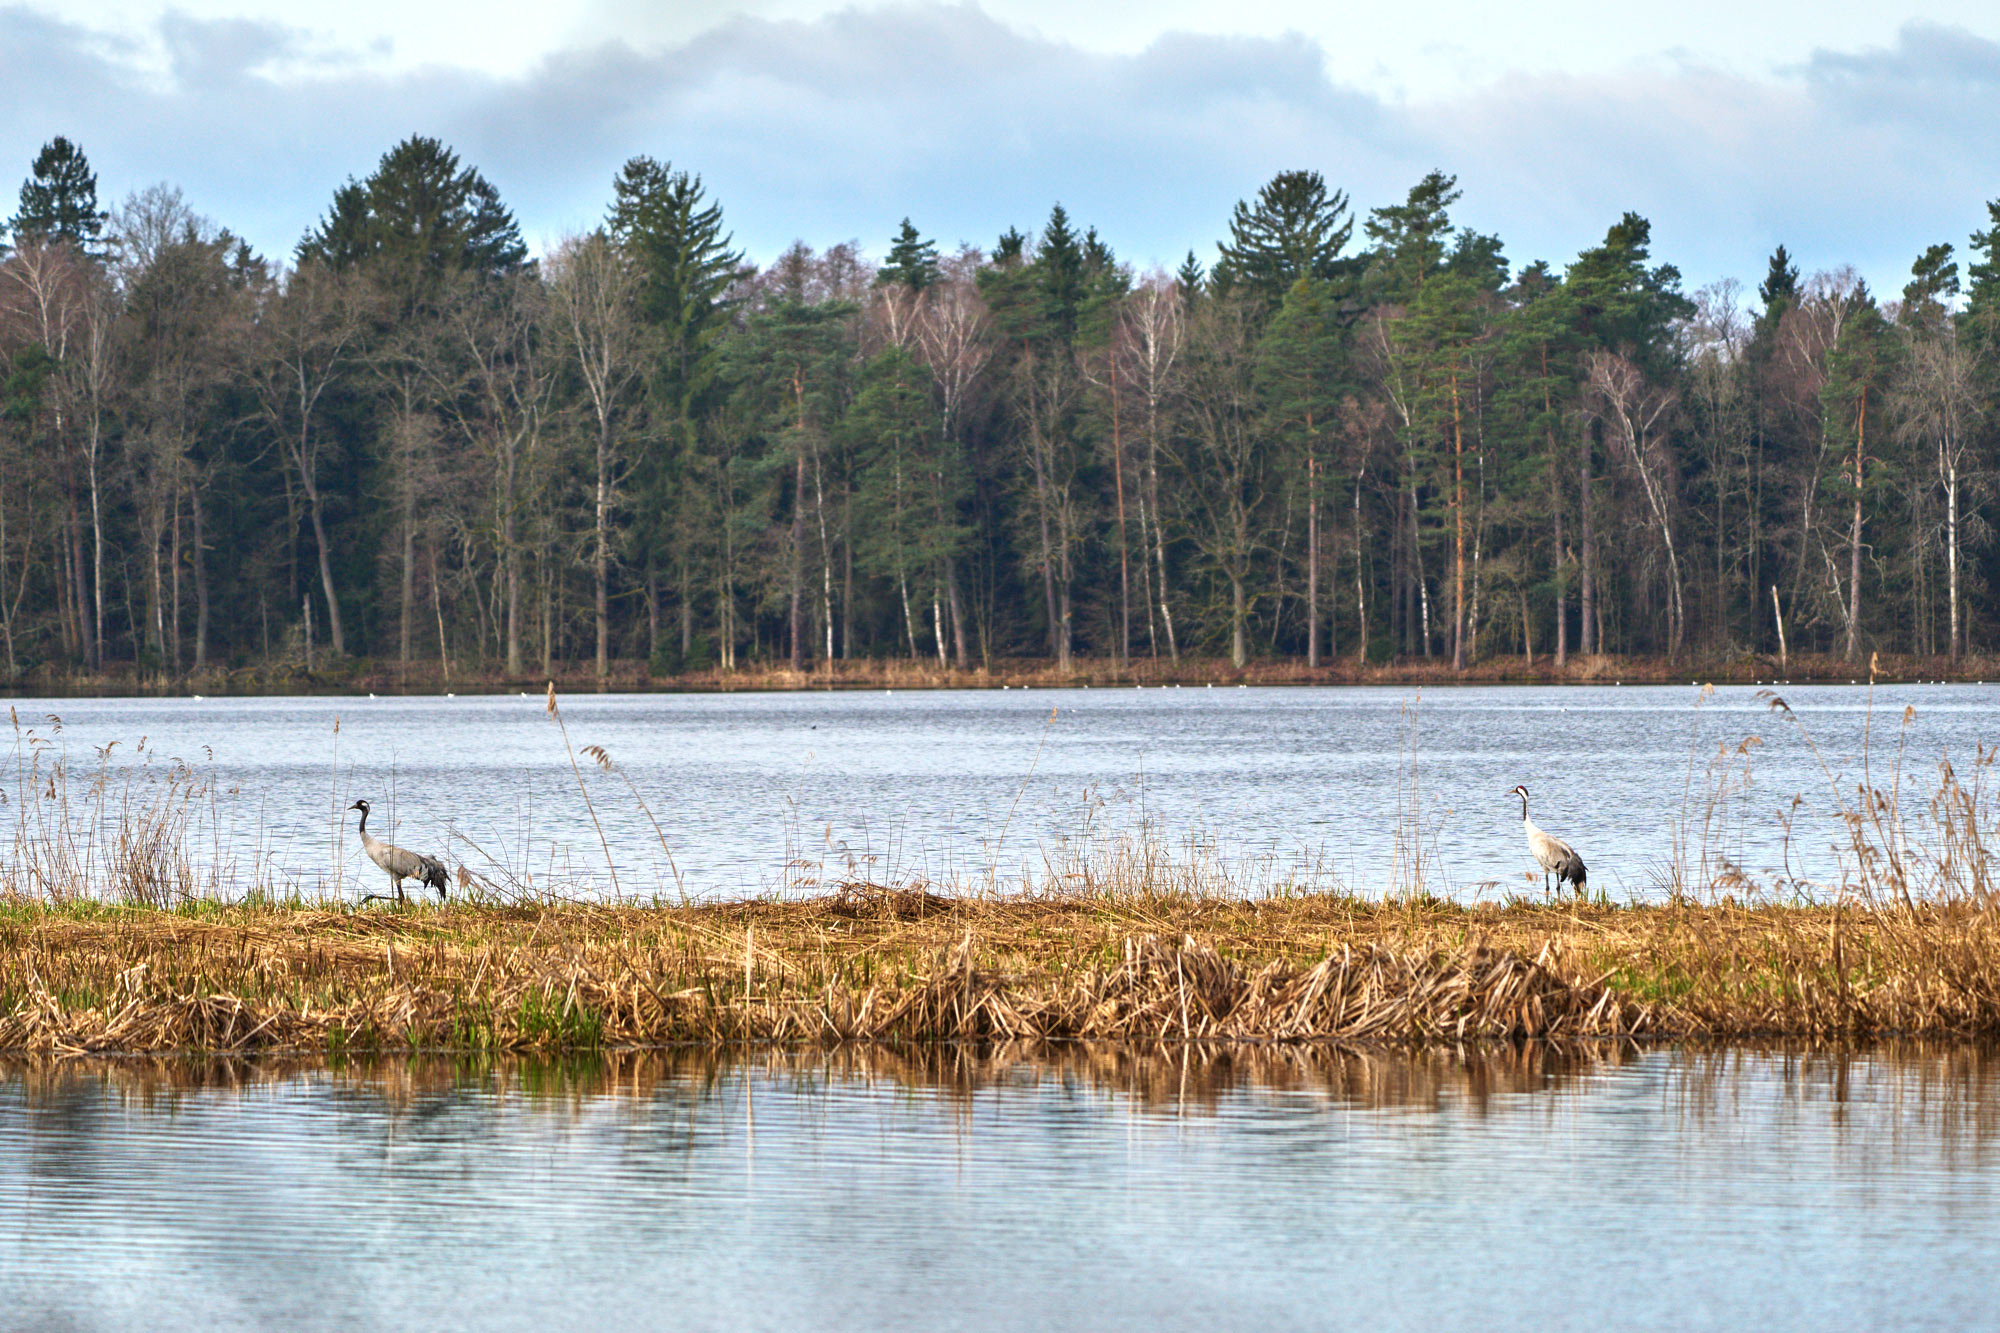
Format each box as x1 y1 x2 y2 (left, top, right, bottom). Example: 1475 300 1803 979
1507 785 1589 897
349 799 449 904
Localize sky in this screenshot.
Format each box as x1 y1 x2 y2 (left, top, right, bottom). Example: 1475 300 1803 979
3 1 1998 299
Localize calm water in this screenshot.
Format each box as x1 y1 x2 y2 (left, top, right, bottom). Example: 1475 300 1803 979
4 1044 1999 1329
5 683 1996 900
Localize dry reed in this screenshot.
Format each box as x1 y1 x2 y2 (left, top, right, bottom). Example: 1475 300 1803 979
4 887 2000 1055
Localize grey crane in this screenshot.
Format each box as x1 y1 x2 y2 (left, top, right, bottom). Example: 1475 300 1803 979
1507 785 1588 897
349 799 449 904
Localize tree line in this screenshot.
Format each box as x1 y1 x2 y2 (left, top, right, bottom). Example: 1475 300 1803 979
4 133 2000 681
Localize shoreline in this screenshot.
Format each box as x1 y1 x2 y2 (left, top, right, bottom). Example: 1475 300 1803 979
3 649 1996 698
6 892 1996 1055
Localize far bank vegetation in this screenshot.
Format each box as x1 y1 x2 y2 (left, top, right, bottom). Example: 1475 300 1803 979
3 136 2000 689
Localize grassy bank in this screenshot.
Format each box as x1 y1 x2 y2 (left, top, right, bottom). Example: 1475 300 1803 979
11 648 2000 696
5 888 1999 1055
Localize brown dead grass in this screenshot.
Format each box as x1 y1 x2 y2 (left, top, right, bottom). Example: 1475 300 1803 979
5 889 2000 1055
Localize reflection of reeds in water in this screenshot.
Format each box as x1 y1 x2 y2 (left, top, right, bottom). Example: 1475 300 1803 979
0 1042 1642 1120
12 1042 2000 1157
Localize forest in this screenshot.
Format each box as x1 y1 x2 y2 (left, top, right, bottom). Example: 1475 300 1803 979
3 132 1998 684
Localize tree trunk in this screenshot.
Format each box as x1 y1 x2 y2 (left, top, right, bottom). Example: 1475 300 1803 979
1353 469 1368 662
647 566 660 666
1554 503 1567 668
1450 372 1466 672
790 448 806 671
595 419 611 682
1038 512 1059 661
1307 453 1319 669
1947 467 1961 660
72 504 92 666
431 543 451 683
1771 585 1788 670
1579 436 1596 655
504 460 523 677
399 467 416 668
813 452 835 664
945 557 969 668
87 440 104 669
932 583 947 666
1844 389 1866 662
190 482 209 669
1230 573 1247 668
1111 374 1129 665
304 492 344 655
170 487 183 673
1409 485 1431 657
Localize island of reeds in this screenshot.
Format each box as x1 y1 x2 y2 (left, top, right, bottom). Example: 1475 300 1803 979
7 885 2000 1057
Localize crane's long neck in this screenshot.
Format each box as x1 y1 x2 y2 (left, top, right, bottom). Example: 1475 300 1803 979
356 807 377 847
1517 790 1529 823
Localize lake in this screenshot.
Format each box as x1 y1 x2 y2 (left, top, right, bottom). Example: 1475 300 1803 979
4 682 1993 901
4 1043 1998 1329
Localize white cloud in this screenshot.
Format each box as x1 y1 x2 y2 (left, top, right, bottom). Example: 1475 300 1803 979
1 4 1995 295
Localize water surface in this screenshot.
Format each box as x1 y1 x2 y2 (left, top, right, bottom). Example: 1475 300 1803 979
5 682 1992 899
4 1043 1997 1329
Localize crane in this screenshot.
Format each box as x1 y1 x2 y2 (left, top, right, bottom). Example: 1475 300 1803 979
1507 785 1588 897
349 799 449 905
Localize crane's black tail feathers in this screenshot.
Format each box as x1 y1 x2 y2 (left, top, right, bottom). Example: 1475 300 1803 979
1561 852 1588 893
420 856 449 900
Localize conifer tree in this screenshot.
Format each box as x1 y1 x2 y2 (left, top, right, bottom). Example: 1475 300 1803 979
607 156 745 649
1255 277 1345 664
877 218 939 292
296 136 526 290
1214 170 1353 307
1902 244 1959 330
1175 250 1206 300
8 136 106 254
1965 202 2000 362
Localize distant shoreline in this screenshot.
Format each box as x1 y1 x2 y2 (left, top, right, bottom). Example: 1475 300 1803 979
3 650 1993 698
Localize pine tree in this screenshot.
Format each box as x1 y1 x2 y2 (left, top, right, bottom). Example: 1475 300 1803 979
1564 212 1692 368
607 156 746 662
1175 251 1206 301
1214 170 1353 306
1968 202 2000 311
877 218 939 292
1255 277 1346 664
9 136 106 253
1902 243 1959 330
1759 245 1801 312
1036 204 1085 345
1965 202 2000 361
296 136 526 289
1363 171 1461 303
609 157 743 407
